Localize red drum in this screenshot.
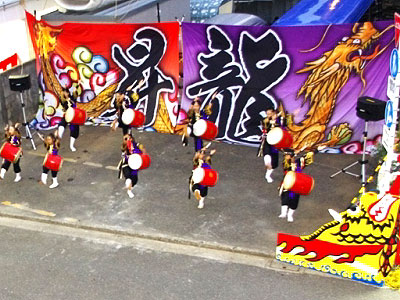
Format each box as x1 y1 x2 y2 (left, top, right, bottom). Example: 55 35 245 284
193 119 218 140
128 153 151 170
192 167 219 187
266 127 293 149
283 171 314 195
122 109 145 127
0 142 22 163
65 107 87 125
43 153 63 172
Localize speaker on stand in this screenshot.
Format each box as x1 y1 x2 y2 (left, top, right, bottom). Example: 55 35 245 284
330 96 386 188
8 74 36 150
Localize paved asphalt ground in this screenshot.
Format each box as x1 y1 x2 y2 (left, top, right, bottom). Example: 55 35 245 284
0 125 390 296
0 217 398 300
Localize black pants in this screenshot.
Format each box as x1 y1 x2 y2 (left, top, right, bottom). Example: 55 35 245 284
59 118 80 139
122 166 138 187
192 183 208 197
263 144 279 169
281 191 300 210
2 159 21 173
118 116 130 135
43 166 58 178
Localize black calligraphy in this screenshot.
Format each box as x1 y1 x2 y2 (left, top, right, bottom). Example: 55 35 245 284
186 25 290 146
112 27 174 127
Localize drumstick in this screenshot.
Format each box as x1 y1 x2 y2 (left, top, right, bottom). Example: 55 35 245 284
212 89 223 100
126 80 138 91
279 184 284 196
194 89 203 101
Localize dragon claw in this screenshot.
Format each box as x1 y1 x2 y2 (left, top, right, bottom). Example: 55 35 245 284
327 123 352 146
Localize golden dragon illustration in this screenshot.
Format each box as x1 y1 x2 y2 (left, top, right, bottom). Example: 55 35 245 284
283 22 393 151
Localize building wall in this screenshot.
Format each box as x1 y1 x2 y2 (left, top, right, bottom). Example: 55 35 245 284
0 60 39 130
0 1 59 65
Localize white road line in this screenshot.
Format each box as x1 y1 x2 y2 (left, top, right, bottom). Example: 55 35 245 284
83 162 103 168
63 158 78 163
26 151 45 157
25 151 113 169
26 151 78 163
105 166 119 171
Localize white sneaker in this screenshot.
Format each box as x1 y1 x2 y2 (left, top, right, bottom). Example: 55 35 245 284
70 137 77 152
287 209 295 222
197 198 204 209
127 189 135 198
0 168 6 180
40 173 48 185
278 206 288 218
265 169 274 183
14 173 22 182
49 178 59 189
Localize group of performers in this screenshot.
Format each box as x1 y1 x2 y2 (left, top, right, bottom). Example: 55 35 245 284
259 108 322 222
182 94 219 209
110 81 146 198
2 85 320 219
0 122 62 189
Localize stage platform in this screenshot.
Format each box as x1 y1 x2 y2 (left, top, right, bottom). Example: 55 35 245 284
0 125 372 257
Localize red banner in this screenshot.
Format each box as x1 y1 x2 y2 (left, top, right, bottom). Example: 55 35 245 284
26 12 181 133
0 53 18 72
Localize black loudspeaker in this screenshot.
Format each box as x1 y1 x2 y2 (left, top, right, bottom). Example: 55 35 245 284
9 74 31 92
356 96 386 121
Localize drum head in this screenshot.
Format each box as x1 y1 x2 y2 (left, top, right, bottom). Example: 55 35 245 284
266 127 283 146
128 153 142 170
122 109 134 126
283 171 296 190
193 119 207 137
65 107 75 123
192 167 205 184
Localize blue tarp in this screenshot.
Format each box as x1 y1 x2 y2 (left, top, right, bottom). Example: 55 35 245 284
205 13 266 26
273 0 374 26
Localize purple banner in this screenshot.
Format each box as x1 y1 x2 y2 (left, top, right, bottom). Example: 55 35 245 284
181 21 394 153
